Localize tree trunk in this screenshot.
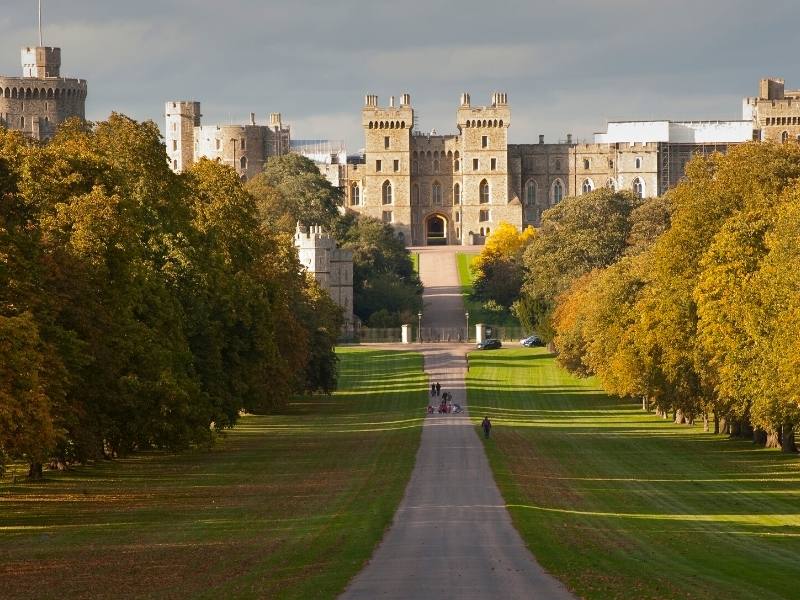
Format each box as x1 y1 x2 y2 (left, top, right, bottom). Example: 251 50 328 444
781 424 798 453
764 429 780 449
642 396 649 411
674 409 685 425
27 462 43 480
703 413 710 432
713 413 720 434
753 428 768 447
729 418 740 437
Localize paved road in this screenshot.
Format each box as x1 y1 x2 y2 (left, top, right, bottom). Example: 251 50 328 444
340 248 575 600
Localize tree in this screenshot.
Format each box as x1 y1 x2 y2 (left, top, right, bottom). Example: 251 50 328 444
519 188 642 340
0 313 56 478
246 154 341 233
473 222 535 307
337 216 422 326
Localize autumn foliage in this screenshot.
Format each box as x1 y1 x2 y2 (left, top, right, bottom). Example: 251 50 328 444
0 116 342 476
544 143 800 452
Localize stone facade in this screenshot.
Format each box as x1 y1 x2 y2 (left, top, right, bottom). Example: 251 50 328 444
345 93 522 246
0 45 87 141
294 224 354 332
165 102 291 180
342 80 798 246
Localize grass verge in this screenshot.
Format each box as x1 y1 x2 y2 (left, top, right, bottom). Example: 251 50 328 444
0 348 426 600
467 348 800 600
411 252 420 275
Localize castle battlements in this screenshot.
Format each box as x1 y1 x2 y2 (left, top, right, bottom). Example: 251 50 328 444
0 43 87 141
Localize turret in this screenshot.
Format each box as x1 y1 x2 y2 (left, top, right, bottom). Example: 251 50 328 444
165 101 201 173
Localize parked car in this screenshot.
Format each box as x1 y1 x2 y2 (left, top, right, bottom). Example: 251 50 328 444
520 335 544 348
477 339 502 350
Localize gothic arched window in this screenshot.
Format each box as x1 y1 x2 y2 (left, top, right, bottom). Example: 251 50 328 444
382 180 393 205
432 182 442 205
582 179 594 194
453 183 461 205
632 177 644 198
525 180 537 206
479 180 490 204
351 184 360 206
552 179 564 203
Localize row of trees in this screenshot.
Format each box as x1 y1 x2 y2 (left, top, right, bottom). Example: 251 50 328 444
0 116 343 477
518 143 800 452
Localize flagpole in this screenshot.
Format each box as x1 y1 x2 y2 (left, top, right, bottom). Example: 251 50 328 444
38 0 43 46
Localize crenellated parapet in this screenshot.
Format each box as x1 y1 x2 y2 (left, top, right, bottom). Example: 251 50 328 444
0 45 87 140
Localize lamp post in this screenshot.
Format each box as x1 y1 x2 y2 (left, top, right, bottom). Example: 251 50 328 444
465 311 470 343
417 311 423 343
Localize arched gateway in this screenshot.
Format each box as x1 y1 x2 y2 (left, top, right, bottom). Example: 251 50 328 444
426 214 447 245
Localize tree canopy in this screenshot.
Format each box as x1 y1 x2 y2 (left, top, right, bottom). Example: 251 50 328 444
548 142 800 452
0 116 341 477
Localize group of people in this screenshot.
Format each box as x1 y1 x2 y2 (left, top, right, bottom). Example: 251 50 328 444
427 382 462 414
425 382 492 438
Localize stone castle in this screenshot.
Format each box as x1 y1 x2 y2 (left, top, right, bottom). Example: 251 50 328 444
164 78 800 247
341 92 759 245
164 101 291 180
0 35 797 248
0 44 87 141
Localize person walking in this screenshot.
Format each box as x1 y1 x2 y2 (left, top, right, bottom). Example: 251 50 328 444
435 382 441 397
431 383 436 397
481 416 492 439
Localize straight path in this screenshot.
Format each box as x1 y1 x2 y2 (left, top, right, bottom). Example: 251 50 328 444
340 247 575 600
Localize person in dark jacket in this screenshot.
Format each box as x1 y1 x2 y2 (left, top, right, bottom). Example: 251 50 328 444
481 416 492 439
435 382 441 396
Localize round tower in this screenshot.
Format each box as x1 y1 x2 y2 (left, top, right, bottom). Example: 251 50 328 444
0 45 87 141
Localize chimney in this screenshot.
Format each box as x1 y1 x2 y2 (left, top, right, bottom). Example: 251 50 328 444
539 134 544 144
400 93 411 106
250 112 256 126
566 133 573 144
389 96 395 107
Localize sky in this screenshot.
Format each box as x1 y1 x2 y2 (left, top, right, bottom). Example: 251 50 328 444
1 0 799 152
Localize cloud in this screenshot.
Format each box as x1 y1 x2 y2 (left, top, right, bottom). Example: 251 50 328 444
0 0 799 151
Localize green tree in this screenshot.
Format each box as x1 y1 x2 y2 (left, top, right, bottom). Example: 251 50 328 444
338 216 422 326
473 222 536 307
246 154 341 233
519 188 642 340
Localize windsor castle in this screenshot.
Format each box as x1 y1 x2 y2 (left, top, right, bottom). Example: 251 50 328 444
1 38 799 247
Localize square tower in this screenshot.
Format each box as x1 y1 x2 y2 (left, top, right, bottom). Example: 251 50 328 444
21 46 60 78
456 92 519 240
165 101 201 173
358 94 414 241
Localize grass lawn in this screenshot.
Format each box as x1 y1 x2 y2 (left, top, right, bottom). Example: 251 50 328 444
456 252 520 329
411 251 420 275
0 348 426 600
467 348 800 600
